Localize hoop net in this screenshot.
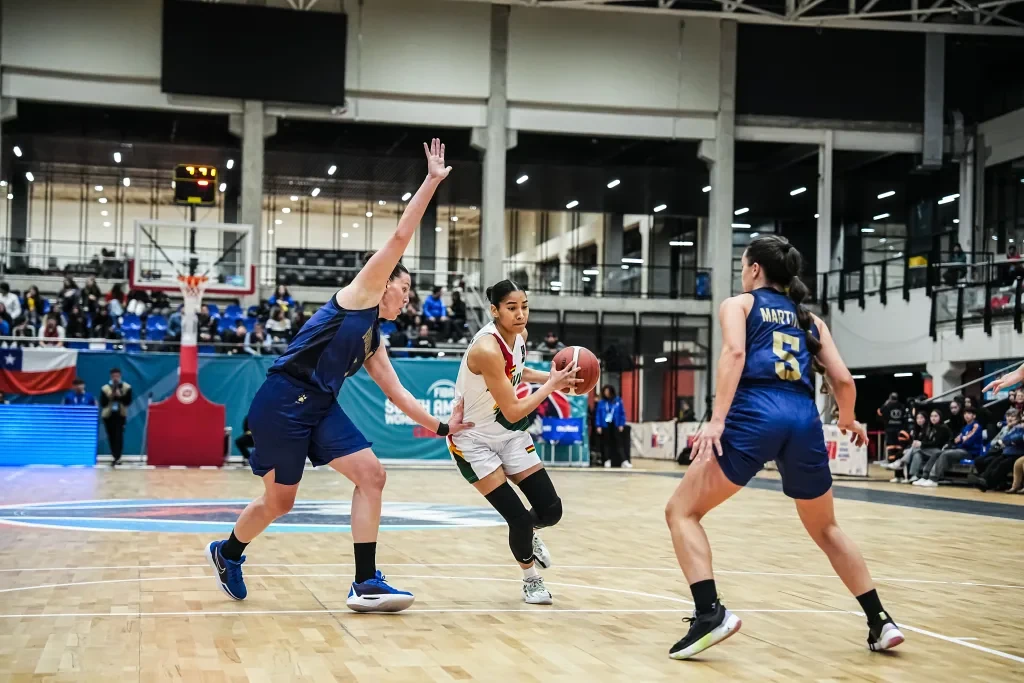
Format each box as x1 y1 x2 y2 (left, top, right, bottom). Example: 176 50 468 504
177 275 210 321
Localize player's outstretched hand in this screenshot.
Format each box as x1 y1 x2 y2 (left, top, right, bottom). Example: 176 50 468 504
446 398 474 435
838 419 868 448
693 420 724 463
424 138 452 181
546 360 580 394
983 366 1023 395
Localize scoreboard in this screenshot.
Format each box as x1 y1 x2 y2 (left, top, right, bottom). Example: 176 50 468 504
173 164 218 206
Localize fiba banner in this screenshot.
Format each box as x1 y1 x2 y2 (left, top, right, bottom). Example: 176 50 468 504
541 418 584 445
0 347 78 395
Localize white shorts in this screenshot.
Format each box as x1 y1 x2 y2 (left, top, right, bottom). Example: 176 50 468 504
447 431 540 484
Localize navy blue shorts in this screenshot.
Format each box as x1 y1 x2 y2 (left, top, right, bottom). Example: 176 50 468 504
717 385 832 500
247 373 371 486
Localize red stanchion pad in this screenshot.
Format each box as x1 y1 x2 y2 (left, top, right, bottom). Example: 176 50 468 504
146 382 226 467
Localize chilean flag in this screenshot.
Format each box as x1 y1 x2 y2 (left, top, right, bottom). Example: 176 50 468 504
0 347 78 395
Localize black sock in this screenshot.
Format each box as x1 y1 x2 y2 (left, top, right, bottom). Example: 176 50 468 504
690 579 718 614
354 542 377 583
220 531 248 562
856 589 889 625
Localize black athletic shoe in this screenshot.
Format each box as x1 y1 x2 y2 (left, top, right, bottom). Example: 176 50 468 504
668 602 742 660
867 618 905 652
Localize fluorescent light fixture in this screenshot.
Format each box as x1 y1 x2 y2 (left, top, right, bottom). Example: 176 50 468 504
0 181 7 187
582 276 591 282
12 146 22 158
6 194 11 200
880 238 887 244
282 207 291 214
101 210 108 217
873 213 889 221
103 221 111 228
878 190 895 199
992 235 999 241
549 281 563 287
438 352 446 358
327 164 337 176
852 374 866 380
24 172 34 182
94 185 103 192
790 187 807 196
894 372 914 378
814 213 820 218
953 219 960 224
226 159 234 170
669 241 685 247
275 219 282 225
861 228 875 233
171 181 175 189
702 185 711 193
268 229 274 235
435 226 442 232
621 264 630 270
122 177 130 187
219 182 226 192
449 215 458 222
622 257 644 264
375 199 385 206
582 269 600 275
401 192 412 201
896 252 904 257
653 204 667 213
732 223 751 229
342 232 349 238
566 200 579 209
1011 239 1016 244
681 241 694 247
654 357 668 363
889 246 895 250
113 152 121 163
352 222 359 228
751 232 760 238
735 208 750 216
311 188 321 197
607 179 621 189
470 205 477 210
98 197 108 204
516 175 528 184
365 211 373 218
290 195 298 202
938 193 960 205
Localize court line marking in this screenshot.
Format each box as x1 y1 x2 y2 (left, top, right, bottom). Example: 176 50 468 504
0 608 849 619
897 624 1024 664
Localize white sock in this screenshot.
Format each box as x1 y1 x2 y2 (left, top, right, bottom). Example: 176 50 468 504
523 565 539 580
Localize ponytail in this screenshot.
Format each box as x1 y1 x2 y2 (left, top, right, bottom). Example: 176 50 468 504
748 235 822 357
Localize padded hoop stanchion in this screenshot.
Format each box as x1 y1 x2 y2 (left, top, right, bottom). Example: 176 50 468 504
145 275 226 467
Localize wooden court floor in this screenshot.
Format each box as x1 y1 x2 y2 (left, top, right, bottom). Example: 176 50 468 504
0 461 1022 682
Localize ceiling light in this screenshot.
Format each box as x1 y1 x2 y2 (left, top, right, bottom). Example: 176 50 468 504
653 204 667 213
732 223 751 229
734 207 749 215
268 229 274 235
438 351 446 358
6 194 11 200
98 197 108 204
171 181 175 189
401 192 412 201
516 175 529 185
790 187 807 196
751 232 760 238
290 195 298 202
953 219 960 224
669 241 685 247
342 232 350 238
897 251 904 257
622 257 644 264
282 207 290 214
702 185 711 193
583 269 600 275
880 238 887 243
566 200 579 209
226 159 234 170
938 193 960 205
888 246 895 250
814 213 820 218
353 223 359 228
878 190 895 199
894 372 914 378
24 172 34 182
681 241 694 247
450 216 459 222
122 177 130 187
103 221 111 227
366 211 373 218
852 374 866 380
470 206 478 210
549 281 563 287
607 179 621 189
0 181 6 187
582 276 591 282
327 164 337 176
113 152 121 163
435 226 443 232
378 199 385 205
992 235 999 241
654 357 668 363
311 188 321 197
219 182 227 192
12 146 22 158
274 219 283 225
873 213 889 221
101 210 108 217
94 185 103 192
861 227 875 233
621 264 630 270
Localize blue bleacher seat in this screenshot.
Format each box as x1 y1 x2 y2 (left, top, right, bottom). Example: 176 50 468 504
247 305 260 318
198 345 217 354
224 305 244 320
206 303 220 317
121 313 142 331
243 318 257 333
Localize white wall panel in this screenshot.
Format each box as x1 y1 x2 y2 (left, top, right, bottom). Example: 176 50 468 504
2 0 162 80
507 10 719 114
979 106 1024 168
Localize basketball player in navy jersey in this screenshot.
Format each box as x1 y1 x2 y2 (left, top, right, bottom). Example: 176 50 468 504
206 139 475 612
664 235 904 659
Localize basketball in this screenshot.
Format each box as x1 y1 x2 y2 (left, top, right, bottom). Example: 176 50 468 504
552 346 600 396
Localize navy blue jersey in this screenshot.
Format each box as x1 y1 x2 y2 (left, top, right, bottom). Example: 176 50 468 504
268 295 380 397
739 288 818 397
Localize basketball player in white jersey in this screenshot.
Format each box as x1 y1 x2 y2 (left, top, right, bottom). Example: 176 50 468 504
448 280 579 603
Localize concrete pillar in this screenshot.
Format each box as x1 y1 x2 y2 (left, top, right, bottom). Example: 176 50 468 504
922 34 945 170
639 217 651 298
240 101 265 274
816 131 834 276
958 136 975 256
973 132 986 248
419 200 437 286
706 21 738 393
475 5 512 290
926 361 966 398
9 172 27 272
603 213 624 295
649 215 674 297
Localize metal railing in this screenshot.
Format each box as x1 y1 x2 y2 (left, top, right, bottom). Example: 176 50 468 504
503 260 711 300
929 277 1023 339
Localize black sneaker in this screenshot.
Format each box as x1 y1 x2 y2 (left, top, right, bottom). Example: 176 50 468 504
867 616 905 652
668 602 742 660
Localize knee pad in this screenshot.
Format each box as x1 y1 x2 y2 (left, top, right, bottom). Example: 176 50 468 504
485 482 535 564
536 496 562 528
517 469 563 528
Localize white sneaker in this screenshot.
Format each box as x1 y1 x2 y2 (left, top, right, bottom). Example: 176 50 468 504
908 476 919 483
621 460 633 469
532 534 552 569
888 477 902 483
604 460 612 469
916 478 938 487
522 575 553 605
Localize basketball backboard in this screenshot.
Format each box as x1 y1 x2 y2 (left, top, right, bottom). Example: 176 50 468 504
130 219 255 296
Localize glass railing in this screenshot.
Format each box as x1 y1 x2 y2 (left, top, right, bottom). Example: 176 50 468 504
930 278 1023 339
503 260 711 300
263 250 482 291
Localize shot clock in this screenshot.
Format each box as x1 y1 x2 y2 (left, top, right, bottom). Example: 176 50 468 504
173 164 218 206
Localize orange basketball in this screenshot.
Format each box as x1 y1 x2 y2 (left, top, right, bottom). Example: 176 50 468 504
552 346 600 396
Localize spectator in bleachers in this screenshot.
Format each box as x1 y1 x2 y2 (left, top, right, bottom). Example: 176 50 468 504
877 392 905 459
64 304 88 339
914 406 983 487
400 289 422 332
59 275 79 312
265 306 292 339
291 307 309 334
62 378 97 406
0 390 8 404
945 397 965 436
197 304 220 345
943 242 967 286
0 305 9 338
883 410 927 481
423 285 449 338
126 288 150 316
679 399 697 422
541 330 565 353
968 408 1023 491
595 385 629 468
1005 245 1023 284
449 290 468 342
235 415 253 466
22 285 46 325
412 323 435 350
0 282 21 322
100 367 132 466
92 306 116 340
106 283 127 316
906 408 952 483
221 320 248 354
962 395 989 432
81 276 103 314
38 314 65 347
151 290 171 312
1012 388 1024 415
244 322 272 356
268 284 295 312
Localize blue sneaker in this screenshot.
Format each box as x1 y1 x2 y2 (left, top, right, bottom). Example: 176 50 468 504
205 540 247 600
346 570 415 613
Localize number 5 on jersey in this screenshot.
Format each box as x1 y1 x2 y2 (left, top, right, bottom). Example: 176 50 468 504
773 331 802 381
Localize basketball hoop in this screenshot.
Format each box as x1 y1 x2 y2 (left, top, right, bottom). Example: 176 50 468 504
177 275 209 312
